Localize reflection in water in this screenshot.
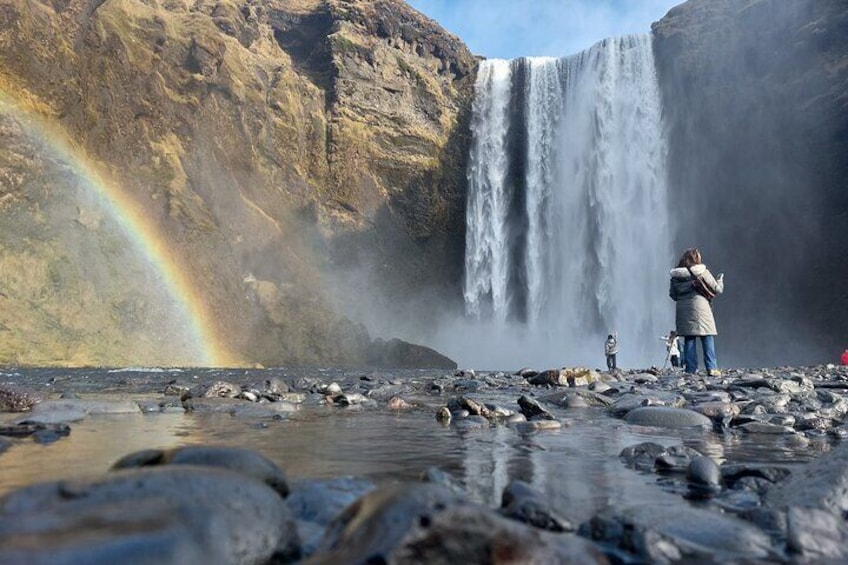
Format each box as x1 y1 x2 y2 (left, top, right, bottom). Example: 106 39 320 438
0 403 824 523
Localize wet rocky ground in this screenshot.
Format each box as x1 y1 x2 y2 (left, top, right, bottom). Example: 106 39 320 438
1 363 848 563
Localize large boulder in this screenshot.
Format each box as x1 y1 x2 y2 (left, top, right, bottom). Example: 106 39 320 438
305 483 607 564
767 440 848 515
0 466 299 564
582 503 774 562
111 445 290 497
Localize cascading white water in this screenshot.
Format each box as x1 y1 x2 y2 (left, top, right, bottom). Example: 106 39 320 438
463 34 673 368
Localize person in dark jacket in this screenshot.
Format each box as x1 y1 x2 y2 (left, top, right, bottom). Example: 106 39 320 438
669 248 724 375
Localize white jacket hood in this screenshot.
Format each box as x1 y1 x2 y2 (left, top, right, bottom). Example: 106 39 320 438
670 264 706 278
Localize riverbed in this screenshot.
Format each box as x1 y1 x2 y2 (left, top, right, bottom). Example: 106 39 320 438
0 364 845 562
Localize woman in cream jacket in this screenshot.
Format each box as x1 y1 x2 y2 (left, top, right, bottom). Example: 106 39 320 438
669 248 724 375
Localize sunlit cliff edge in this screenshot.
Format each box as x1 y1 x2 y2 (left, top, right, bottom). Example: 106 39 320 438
0 0 474 367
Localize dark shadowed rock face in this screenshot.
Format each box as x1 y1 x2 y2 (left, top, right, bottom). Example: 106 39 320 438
653 0 848 366
367 337 458 369
0 0 475 367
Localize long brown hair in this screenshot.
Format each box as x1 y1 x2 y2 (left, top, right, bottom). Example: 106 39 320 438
676 248 702 268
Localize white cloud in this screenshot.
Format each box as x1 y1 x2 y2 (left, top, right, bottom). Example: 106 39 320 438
407 0 683 59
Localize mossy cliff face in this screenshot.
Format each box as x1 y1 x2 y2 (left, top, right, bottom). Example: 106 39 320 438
653 0 848 365
0 0 475 366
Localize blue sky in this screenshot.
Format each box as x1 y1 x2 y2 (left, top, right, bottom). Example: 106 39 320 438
406 0 683 59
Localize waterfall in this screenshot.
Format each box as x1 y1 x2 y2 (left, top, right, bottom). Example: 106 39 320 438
463 34 673 367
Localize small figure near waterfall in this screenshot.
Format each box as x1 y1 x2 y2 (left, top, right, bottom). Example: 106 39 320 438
669 248 724 376
604 332 619 371
661 330 681 368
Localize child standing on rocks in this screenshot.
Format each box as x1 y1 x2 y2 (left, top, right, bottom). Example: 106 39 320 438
604 332 618 371
661 330 681 368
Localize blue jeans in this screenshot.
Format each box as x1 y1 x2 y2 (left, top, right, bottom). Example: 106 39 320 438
683 335 717 373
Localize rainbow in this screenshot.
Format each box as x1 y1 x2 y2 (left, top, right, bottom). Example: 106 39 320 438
0 89 230 366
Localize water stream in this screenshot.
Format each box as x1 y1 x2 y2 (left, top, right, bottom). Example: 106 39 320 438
0 368 823 526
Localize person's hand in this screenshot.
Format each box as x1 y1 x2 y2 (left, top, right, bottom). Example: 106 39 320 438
718 273 724 281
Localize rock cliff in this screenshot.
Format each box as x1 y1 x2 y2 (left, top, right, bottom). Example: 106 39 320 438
4 0 846 369
0 0 474 366
653 0 848 365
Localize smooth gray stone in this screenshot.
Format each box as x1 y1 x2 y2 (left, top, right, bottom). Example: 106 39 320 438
136 397 184 414
611 392 685 416
452 416 489 431
687 456 721 488
732 375 770 388
499 480 575 532
712 489 763 513
655 446 703 472
787 506 848 561
137 399 164 413
277 393 306 404
692 401 739 419
183 397 251 413
518 395 554 420
619 442 667 471
366 383 408 401
453 379 482 391
249 377 289 396
632 372 658 384
450 396 489 417
230 402 296 419
483 403 516 418
420 467 465 494
738 422 795 434
189 381 241 399
287 477 376 557
620 504 773 560
0 422 70 439
16 399 140 424
769 414 796 427
16 408 86 424
721 464 791 488
769 379 806 394
305 483 606 564
111 445 289 497
624 406 711 429
767 441 848 515
287 477 375 525
512 420 562 433
0 466 298 564
0 497 216 564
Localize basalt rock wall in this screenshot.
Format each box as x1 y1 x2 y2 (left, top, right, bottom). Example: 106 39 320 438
653 0 848 366
0 0 475 366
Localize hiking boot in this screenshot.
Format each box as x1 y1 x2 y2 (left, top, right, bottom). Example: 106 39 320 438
708 369 722 377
